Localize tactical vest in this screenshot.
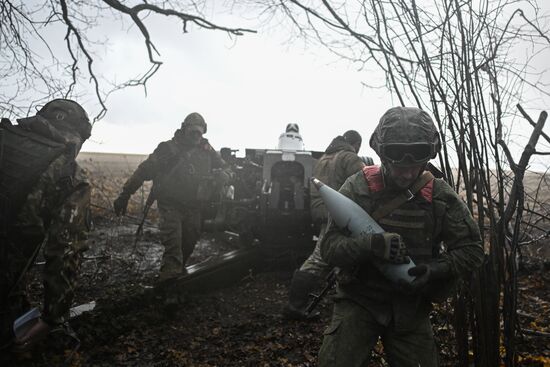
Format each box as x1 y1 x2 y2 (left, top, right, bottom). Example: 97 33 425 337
362 165 437 265
154 140 215 205
0 119 66 233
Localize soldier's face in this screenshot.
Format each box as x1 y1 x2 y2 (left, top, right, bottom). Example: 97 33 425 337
385 163 424 189
184 126 204 145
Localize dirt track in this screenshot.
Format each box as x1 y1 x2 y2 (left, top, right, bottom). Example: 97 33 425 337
5 213 547 367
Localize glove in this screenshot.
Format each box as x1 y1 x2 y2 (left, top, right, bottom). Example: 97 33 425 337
113 194 129 216
367 232 409 264
13 318 51 354
399 261 451 295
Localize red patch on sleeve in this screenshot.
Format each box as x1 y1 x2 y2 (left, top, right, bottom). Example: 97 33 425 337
362 165 384 192
419 178 433 202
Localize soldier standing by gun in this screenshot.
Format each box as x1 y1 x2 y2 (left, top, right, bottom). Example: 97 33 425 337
317 107 484 367
282 130 365 320
113 113 233 282
0 99 92 356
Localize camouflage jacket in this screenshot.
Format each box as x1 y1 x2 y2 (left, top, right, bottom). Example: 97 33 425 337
310 136 365 223
320 167 484 331
12 153 91 324
14 154 90 241
120 133 232 208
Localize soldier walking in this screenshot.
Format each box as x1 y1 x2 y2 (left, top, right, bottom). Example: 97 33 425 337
317 107 484 366
113 113 233 282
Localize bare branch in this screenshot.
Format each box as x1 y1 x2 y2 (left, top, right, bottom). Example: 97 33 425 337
1 1 256 121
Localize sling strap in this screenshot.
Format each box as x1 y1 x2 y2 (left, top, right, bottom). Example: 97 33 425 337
371 171 434 221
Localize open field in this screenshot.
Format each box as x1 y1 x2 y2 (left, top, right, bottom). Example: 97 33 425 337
77 151 157 221
78 152 148 174
78 151 550 260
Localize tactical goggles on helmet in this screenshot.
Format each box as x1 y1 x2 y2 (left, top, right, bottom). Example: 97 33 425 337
379 142 435 164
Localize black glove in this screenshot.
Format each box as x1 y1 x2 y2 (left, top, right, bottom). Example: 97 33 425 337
366 232 409 264
113 194 129 216
399 261 451 295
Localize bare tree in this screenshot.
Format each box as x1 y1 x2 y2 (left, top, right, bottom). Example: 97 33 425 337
244 0 550 365
2 0 549 365
0 0 255 121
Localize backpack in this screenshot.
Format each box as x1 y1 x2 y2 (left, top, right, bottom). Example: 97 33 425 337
0 118 66 235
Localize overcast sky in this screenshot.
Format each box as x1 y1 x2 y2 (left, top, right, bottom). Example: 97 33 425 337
82 20 393 160
72 2 549 170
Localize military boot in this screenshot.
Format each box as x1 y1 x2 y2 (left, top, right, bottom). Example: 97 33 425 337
282 270 322 320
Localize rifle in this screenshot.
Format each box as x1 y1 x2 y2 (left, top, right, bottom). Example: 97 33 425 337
134 188 156 247
305 267 340 316
7 234 49 299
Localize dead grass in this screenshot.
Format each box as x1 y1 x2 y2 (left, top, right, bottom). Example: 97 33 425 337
78 151 158 221
78 152 549 260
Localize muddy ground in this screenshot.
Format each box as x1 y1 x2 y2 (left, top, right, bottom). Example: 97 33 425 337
5 210 548 367
5 153 550 367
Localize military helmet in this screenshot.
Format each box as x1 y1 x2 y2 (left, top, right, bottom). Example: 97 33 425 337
37 99 92 139
181 112 207 134
369 106 441 165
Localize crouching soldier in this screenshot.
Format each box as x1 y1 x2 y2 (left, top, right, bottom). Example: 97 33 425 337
113 113 233 282
0 99 92 356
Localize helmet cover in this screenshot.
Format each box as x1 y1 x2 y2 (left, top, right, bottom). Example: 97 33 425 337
37 99 91 139
369 106 440 164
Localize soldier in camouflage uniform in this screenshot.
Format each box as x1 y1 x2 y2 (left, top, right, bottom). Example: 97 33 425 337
283 130 365 319
317 107 484 366
114 113 233 282
0 99 92 354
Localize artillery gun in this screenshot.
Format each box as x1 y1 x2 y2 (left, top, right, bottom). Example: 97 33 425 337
202 123 321 262
207 145 321 260
158 126 374 294
163 126 371 292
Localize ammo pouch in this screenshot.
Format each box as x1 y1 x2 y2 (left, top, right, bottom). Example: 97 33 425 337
155 166 217 204
155 144 222 204
197 169 228 202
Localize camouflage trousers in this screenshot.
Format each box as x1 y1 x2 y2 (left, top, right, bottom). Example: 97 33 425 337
42 237 83 325
158 205 201 281
1 234 83 343
318 299 439 367
299 223 331 278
